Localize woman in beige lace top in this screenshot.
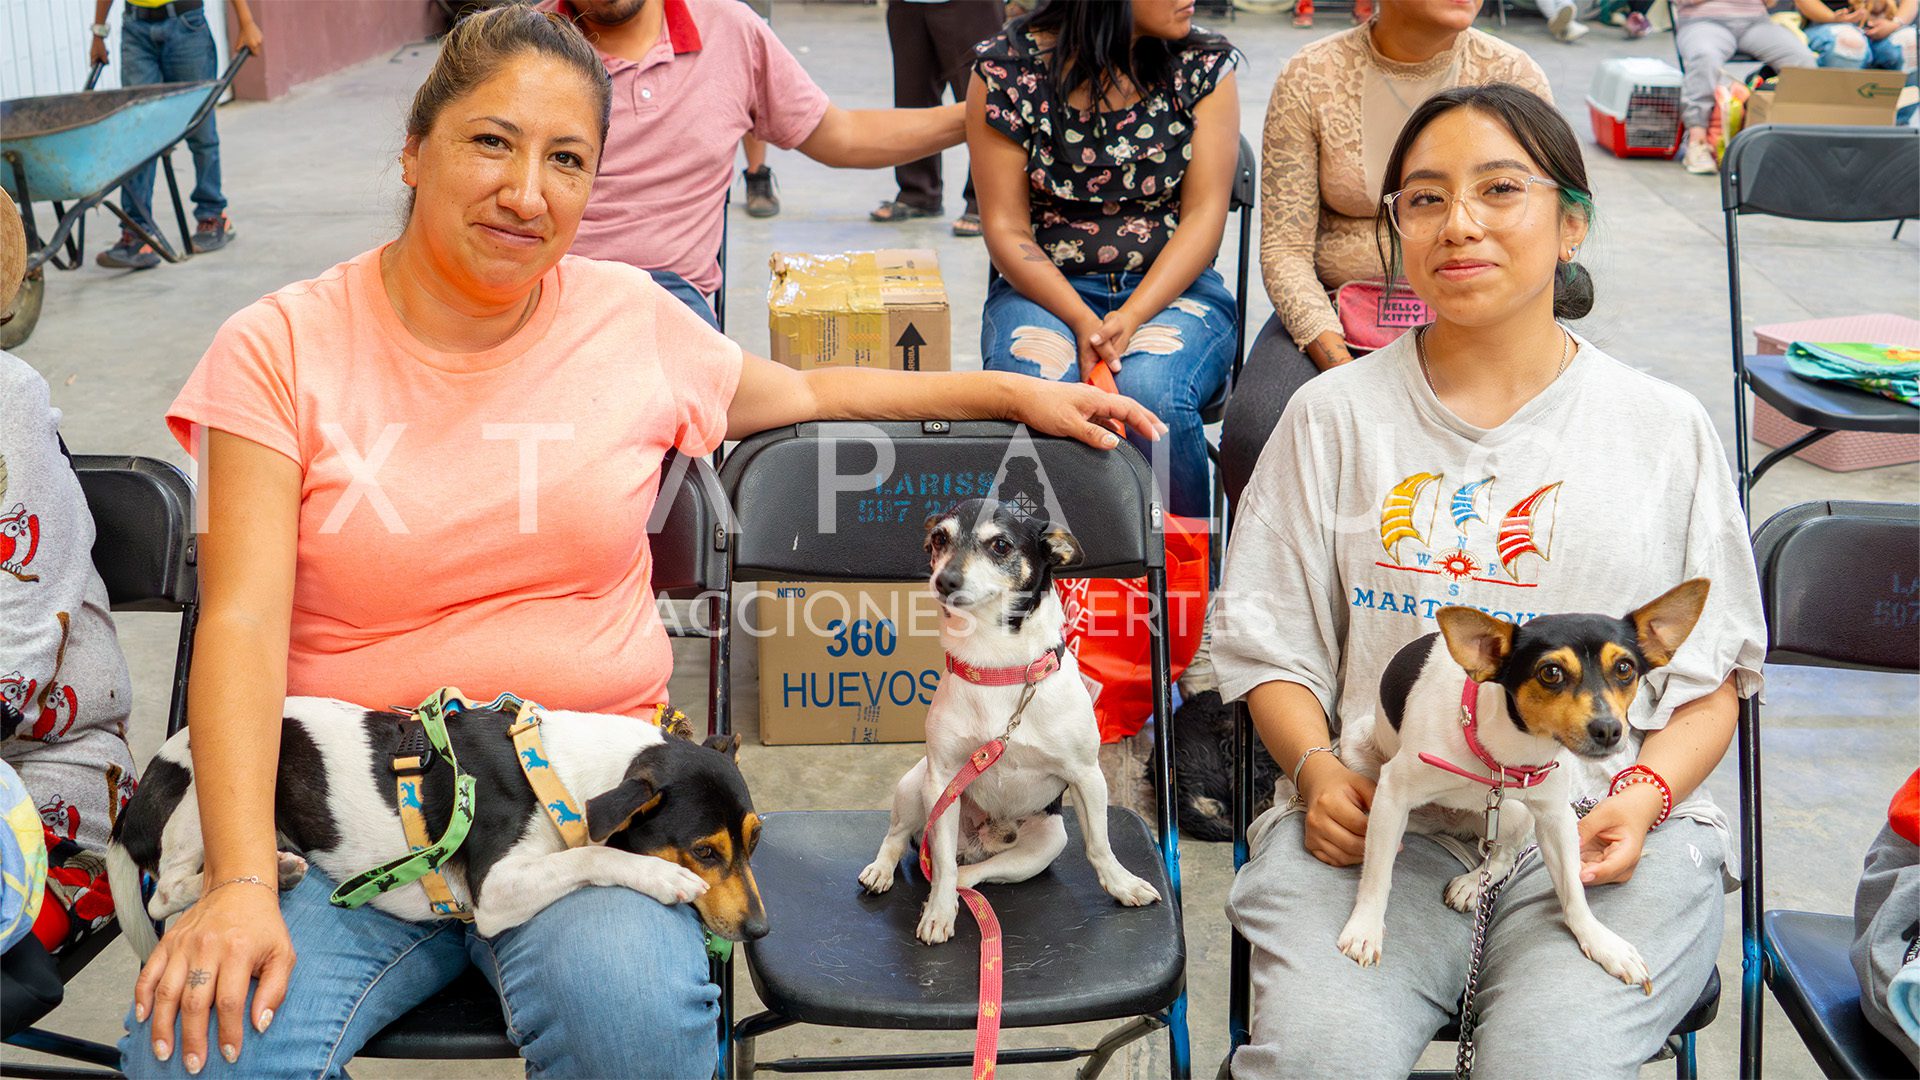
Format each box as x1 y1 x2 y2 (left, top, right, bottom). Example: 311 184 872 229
1219 2 1549 507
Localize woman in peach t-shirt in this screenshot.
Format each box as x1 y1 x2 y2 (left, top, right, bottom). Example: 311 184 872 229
125 9 1159 1079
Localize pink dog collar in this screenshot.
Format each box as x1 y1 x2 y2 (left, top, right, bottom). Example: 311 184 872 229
945 643 1065 687
1417 678 1559 789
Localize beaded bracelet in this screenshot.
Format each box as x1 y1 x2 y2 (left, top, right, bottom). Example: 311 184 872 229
1609 764 1672 828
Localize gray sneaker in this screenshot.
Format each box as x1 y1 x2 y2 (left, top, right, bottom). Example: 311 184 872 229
96 229 161 271
193 214 236 253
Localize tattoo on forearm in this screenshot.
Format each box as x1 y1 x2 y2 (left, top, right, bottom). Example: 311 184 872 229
187 969 211 989
1018 242 1049 263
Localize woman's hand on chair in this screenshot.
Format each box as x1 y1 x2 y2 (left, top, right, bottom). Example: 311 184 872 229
1009 377 1166 448
1577 784 1664 885
136 880 295 1072
1298 753 1374 867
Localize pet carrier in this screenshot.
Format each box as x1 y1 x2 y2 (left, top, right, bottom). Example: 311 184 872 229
1587 57 1685 159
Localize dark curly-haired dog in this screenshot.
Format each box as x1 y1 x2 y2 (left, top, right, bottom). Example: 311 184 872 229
1173 690 1281 841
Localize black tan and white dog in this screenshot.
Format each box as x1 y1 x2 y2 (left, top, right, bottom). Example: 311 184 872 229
858 499 1161 945
106 697 767 954
1334 579 1711 989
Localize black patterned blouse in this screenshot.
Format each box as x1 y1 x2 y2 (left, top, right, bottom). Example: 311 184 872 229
974 27 1234 278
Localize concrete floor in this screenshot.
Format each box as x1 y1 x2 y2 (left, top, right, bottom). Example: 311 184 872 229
6 3 1918 1077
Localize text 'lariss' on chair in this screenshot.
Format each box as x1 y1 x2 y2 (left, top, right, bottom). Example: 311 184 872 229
1719 123 1920 512
1738 500 1920 1080
3 455 198 1080
718 420 1190 1078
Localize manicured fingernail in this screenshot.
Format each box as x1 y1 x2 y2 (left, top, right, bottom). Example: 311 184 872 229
135 1002 148 1023
185 1051 202 1074
256 1008 274 1033
222 1043 238 1063
154 1040 171 1061
1104 434 1119 446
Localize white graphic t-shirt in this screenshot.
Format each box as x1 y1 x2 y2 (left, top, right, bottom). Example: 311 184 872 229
1213 329 1766 878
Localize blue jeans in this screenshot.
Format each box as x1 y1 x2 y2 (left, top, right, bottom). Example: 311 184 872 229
117 8 225 231
1806 20 1917 71
120 868 720 1078
650 269 721 330
982 267 1236 518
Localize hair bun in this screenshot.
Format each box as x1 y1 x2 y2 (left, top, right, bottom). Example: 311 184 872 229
1554 261 1595 321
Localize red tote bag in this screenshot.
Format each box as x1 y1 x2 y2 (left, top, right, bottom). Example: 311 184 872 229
1060 366 1209 742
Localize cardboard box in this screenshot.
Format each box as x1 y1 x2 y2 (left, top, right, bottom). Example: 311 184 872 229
767 249 951 372
1741 67 1907 129
754 581 946 745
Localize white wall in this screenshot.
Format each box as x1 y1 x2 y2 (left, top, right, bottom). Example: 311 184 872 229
3 0 230 101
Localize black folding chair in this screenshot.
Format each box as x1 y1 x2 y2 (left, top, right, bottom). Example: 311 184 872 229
1738 500 1920 1079
1202 134 1260 586
2 455 198 1080
1720 124 1920 513
718 421 1189 1077
353 450 735 1070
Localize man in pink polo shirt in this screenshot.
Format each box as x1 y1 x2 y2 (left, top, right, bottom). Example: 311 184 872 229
554 0 967 326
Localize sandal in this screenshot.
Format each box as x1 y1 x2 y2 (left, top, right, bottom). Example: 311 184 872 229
951 212 983 238
870 200 938 223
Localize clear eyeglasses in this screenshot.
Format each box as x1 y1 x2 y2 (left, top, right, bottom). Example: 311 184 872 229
1381 175 1561 241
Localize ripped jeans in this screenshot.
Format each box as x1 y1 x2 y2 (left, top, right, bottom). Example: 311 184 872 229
981 268 1236 517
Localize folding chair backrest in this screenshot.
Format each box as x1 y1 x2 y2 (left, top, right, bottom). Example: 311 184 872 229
1231 135 1256 212
1722 125 1920 224
1750 500 1920 672
71 454 197 741
651 450 731 600
71 455 196 613
719 421 1163 584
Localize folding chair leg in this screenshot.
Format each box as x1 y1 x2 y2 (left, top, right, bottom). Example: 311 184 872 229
1168 990 1192 1079
1674 1031 1698 1080
1077 1015 1163 1079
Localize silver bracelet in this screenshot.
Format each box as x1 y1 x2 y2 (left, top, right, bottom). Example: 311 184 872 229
1291 745 1334 787
205 874 275 897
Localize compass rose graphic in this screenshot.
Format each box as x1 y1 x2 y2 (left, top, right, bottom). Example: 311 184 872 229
1437 548 1479 581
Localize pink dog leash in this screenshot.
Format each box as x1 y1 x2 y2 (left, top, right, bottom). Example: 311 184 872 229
918 740 1009 1080
918 647 1059 1080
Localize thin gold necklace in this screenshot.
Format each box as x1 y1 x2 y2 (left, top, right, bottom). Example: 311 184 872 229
1417 325 1573 399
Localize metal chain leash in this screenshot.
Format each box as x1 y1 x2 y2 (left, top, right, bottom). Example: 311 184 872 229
998 680 1041 744
1454 794 1599 1079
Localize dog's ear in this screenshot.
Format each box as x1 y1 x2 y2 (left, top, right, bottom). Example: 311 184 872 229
1436 607 1516 683
1629 578 1711 668
702 732 741 762
1042 527 1083 568
586 760 664 843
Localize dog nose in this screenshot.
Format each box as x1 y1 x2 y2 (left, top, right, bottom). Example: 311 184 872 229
1587 717 1622 746
742 914 770 940
935 569 965 595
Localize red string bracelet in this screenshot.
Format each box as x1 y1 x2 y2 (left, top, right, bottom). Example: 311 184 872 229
1610 764 1672 828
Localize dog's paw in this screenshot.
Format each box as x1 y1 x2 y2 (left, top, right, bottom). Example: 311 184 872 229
1098 868 1161 907
276 851 310 890
1579 927 1654 994
857 859 896 894
916 896 958 945
630 859 710 906
1336 914 1385 967
1444 869 1483 913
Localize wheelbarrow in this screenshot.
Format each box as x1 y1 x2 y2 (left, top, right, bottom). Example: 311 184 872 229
0 47 250 349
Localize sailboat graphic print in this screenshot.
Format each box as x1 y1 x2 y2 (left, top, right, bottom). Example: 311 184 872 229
1379 472 1442 562
1496 481 1563 583
1449 476 1494 530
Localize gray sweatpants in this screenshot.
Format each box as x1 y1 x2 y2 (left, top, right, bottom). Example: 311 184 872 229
1677 15 1818 128
1226 811 1725 1079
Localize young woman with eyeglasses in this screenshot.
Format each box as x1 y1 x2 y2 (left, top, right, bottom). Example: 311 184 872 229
1210 84 1766 1077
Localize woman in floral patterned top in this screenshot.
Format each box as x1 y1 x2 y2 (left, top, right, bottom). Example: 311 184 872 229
970 0 1240 517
